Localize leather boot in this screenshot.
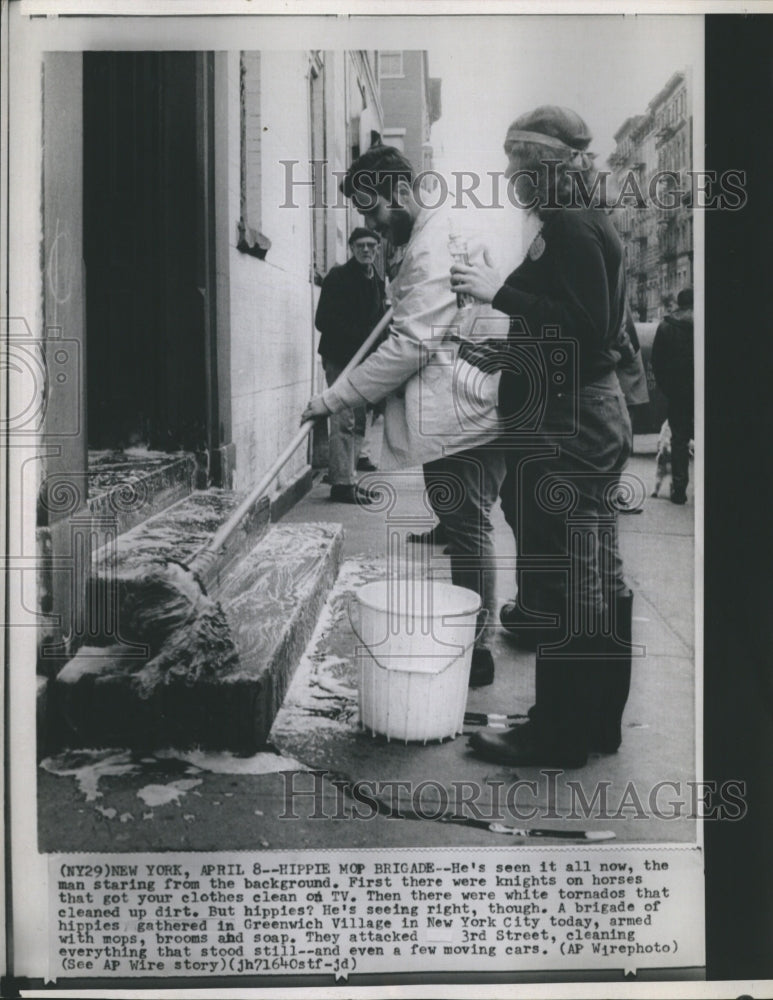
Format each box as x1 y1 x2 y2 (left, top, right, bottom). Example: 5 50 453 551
468 716 586 769
407 522 448 544
468 634 592 769
589 590 634 753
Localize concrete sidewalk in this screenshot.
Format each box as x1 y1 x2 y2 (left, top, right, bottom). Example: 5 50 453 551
38 443 697 852
274 445 697 845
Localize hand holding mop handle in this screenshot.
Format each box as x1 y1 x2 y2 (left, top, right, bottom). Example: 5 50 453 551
189 307 394 581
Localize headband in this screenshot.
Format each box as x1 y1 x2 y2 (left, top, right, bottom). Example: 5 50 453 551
504 128 577 152
504 128 595 169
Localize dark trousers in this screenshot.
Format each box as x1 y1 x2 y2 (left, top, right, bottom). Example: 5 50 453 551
423 445 506 650
668 396 694 494
323 358 367 486
500 377 634 756
501 381 631 629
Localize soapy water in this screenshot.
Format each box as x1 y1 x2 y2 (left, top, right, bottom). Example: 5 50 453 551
270 559 383 737
40 559 383 809
40 746 308 811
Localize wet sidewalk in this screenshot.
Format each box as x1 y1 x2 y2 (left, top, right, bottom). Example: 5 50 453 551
38 444 697 852
275 447 697 845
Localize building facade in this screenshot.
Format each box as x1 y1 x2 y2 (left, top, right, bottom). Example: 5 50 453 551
22 48 419 660
609 70 693 321
378 50 442 174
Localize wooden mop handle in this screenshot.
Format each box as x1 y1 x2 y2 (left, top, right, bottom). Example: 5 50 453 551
190 306 393 578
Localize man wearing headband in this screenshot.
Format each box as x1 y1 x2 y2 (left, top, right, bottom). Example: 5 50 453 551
451 106 635 768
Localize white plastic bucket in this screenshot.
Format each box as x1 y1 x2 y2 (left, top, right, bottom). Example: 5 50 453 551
352 580 481 743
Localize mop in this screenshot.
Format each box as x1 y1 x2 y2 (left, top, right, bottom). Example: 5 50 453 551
62 309 394 711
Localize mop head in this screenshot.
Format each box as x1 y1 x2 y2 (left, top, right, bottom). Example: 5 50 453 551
59 560 239 697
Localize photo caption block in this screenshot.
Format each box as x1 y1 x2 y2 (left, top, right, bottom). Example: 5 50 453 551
49 847 705 980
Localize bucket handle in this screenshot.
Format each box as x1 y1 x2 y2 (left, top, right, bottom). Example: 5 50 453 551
347 605 488 676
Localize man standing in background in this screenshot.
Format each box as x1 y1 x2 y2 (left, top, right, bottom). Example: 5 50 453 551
315 227 387 504
652 287 694 504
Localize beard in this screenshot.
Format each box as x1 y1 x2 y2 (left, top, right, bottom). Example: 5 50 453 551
387 206 414 246
509 172 539 209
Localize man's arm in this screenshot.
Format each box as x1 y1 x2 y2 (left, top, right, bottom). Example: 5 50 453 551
321 238 461 412
491 214 612 351
651 320 670 392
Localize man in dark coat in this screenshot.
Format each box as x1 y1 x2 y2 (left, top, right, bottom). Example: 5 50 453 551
652 287 694 504
315 228 386 503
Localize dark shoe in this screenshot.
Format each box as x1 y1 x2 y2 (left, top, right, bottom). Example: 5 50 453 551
468 721 587 769
407 523 448 545
499 601 539 650
356 457 378 472
329 484 377 505
468 647 494 687
670 488 687 505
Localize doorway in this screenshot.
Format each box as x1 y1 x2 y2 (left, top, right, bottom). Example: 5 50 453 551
83 52 212 455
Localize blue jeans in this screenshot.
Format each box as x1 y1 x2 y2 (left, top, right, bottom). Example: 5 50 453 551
423 445 507 649
323 359 367 486
500 375 632 640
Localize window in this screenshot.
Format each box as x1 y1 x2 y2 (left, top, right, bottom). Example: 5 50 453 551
383 127 406 153
310 56 328 281
238 52 271 258
379 51 404 78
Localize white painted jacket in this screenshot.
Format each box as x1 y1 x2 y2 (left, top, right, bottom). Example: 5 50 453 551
320 208 501 471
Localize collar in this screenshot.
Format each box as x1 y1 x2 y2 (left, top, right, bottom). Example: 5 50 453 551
347 256 375 278
410 206 434 239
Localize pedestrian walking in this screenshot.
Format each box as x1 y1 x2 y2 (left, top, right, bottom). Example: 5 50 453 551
302 144 505 687
610 303 649 512
315 228 387 504
450 106 635 767
651 287 694 504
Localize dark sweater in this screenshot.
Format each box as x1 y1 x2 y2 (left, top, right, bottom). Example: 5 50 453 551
315 257 386 367
651 308 694 402
492 208 626 412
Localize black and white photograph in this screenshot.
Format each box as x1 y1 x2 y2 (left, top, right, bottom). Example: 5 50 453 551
3 1 773 996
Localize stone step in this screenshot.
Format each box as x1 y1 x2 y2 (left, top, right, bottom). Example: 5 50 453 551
215 523 344 750
36 454 201 674
89 486 272 597
86 450 198 539
49 522 344 754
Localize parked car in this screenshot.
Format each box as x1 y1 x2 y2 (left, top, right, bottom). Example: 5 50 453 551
633 321 669 434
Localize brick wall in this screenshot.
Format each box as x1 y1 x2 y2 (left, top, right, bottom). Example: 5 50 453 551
380 51 426 171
